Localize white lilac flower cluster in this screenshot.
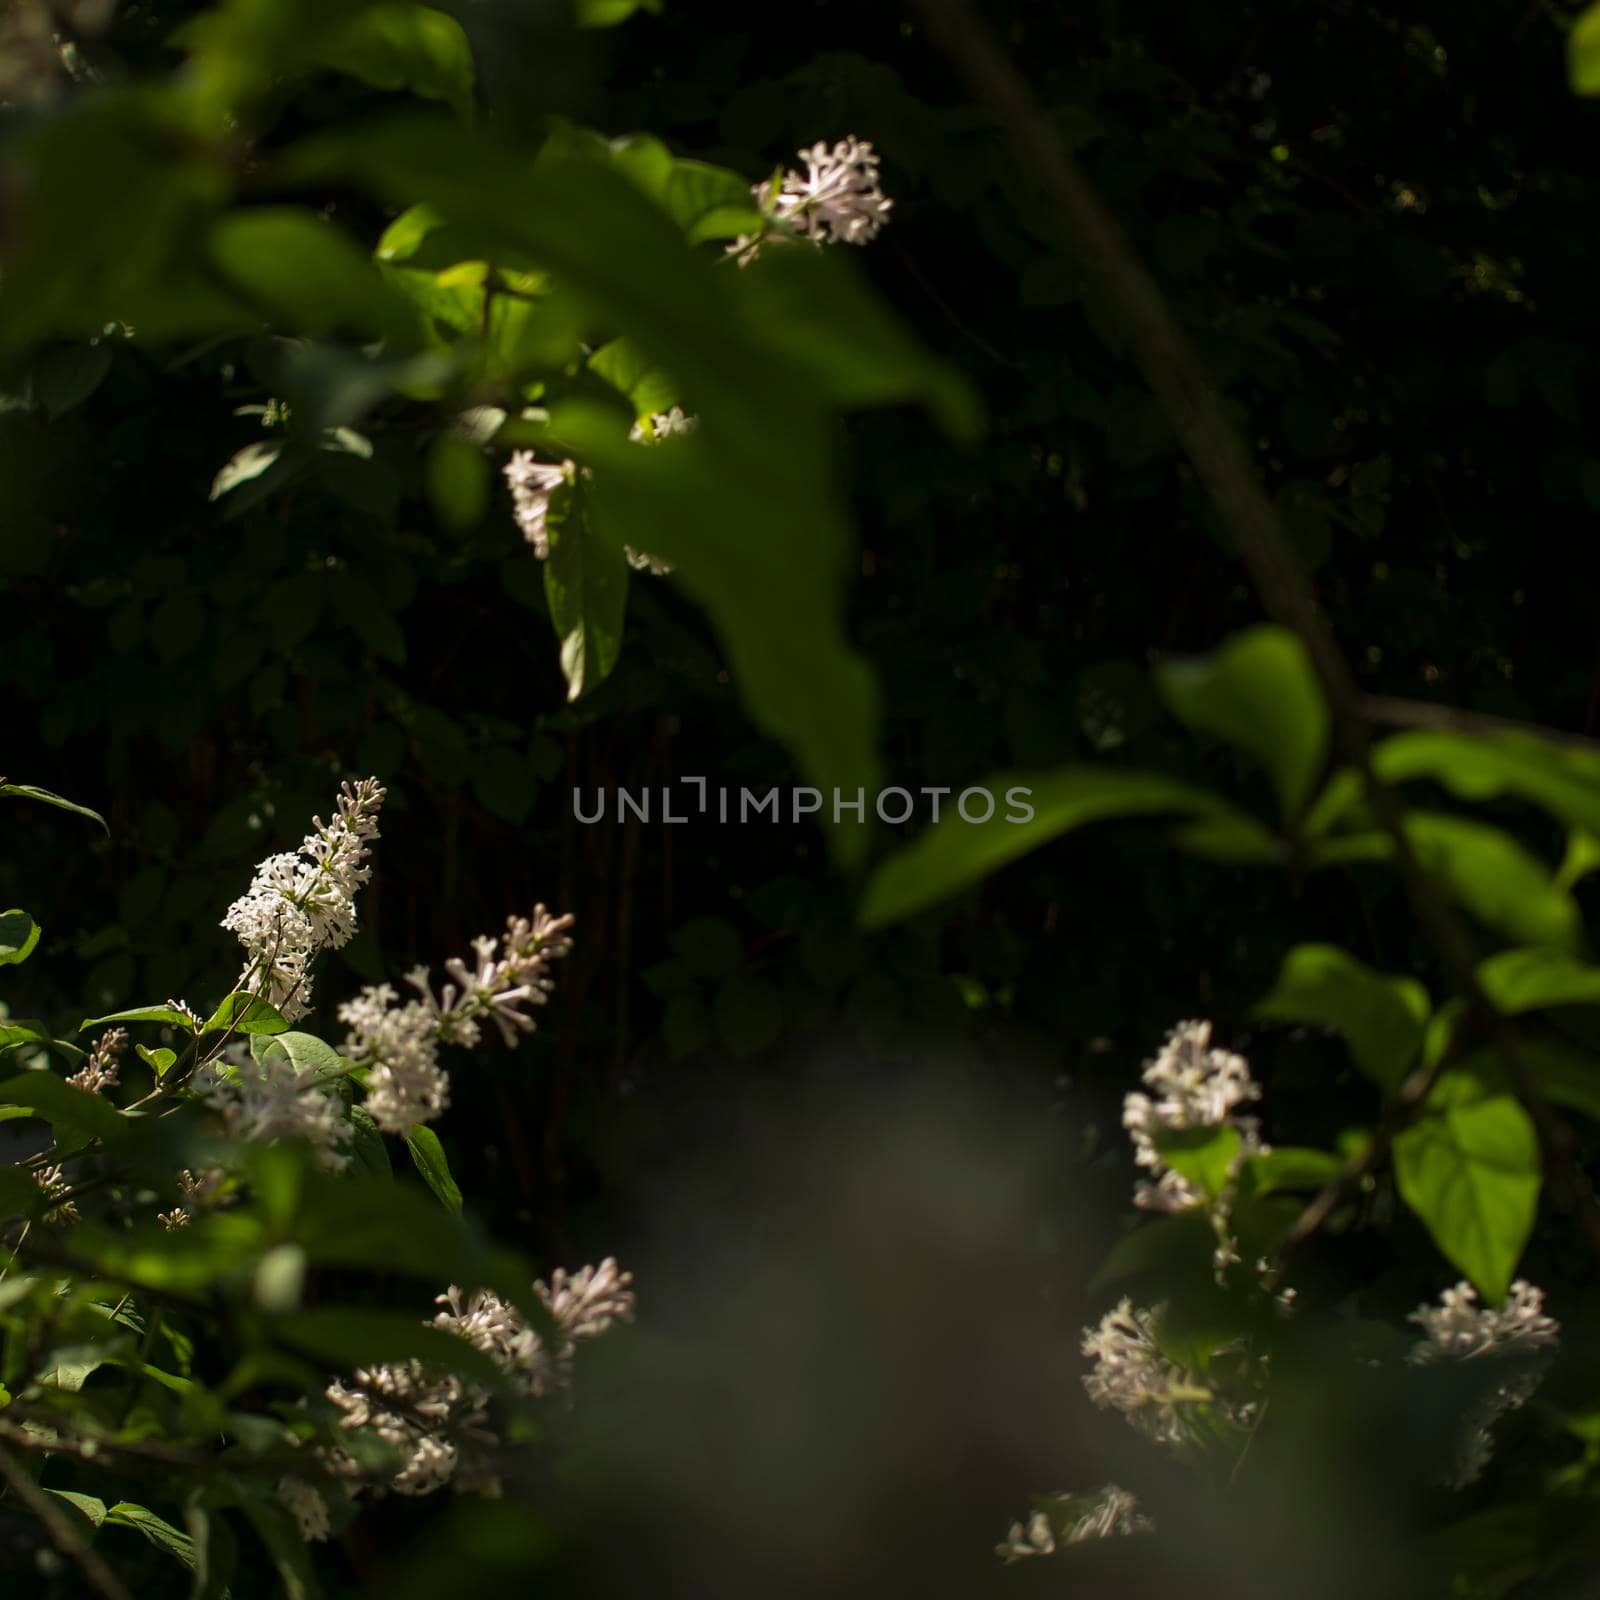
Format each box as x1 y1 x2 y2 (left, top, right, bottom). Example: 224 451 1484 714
221 778 386 1023
1122 1019 1268 1277
503 451 575 561
339 908 575 1134
318 1260 634 1511
34 1163 78 1224
1080 1298 1198 1451
730 136 893 265
502 407 696 575
1407 1279 1561 1487
193 1049 353 1173
996 1484 1152 1564
66 1026 124 1094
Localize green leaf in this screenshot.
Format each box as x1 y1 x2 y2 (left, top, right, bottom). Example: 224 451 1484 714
202 993 290 1036
232 1490 317 1600
426 432 488 531
0 1070 128 1142
0 1019 52 1052
405 1125 461 1213
45 1489 107 1528
1492 1041 1600 1125
0 910 40 966
185 1490 239 1600
209 209 419 344
274 1309 505 1391
0 782 108 833
1088 1211 1216 1293
1372 730 1600 838
1556 828 1600 893
136 1045 178 1078
1252 944 1430 1092
1405 813 1578 951
0 1164 38 1217
33 342 112 418
247 1031 347 1080
1393 1069 1541 1303
1478 949 1600 1014
288 125 973 867
106 1503 197 1571
82 1004 198 1032
714 974 782 1058
576 0 662 24
670 917 744 978
860 768 1229 929
1168 811 1289 865
661 991 711 1061
349 1106 392 1177
1156 625 1330 822
1571 1 1600 94
588 337 678 421
312 2 475 120
1155 1123 1242 1201
1244 1146 1346 1197
544 493 629 701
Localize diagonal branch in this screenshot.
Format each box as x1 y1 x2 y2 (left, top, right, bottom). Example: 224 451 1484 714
910 0 1600 1266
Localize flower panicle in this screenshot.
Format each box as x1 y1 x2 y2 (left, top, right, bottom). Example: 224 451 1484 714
340 907 575 1134
221 778 386 1022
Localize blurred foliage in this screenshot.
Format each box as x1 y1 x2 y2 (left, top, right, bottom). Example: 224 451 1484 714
10 0 1600 1594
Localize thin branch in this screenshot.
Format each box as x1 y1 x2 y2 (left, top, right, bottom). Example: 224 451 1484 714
911 0 1600 1265
1362 693 1600 757
0 1439 134 1600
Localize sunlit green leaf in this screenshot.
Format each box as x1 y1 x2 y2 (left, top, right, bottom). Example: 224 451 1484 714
860 768 1229 928
0 910 40 967
1156 625 1329 823
1393 1069 1541 1302
1253 944 1430 1092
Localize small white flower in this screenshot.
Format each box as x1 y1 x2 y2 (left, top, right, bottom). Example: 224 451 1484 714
503 451 574 561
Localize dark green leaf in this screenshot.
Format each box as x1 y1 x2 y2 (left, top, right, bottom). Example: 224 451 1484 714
544 495 629 701
106 1503 197 1571
274 1309 505 1390
0 1070 128 1142
312 2 475 120
210 209 420 344
0 782 108 833
713 974 782 1058
34 342 112 418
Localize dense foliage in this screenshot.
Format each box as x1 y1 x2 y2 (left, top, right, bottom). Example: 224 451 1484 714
10 0 1600 1595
